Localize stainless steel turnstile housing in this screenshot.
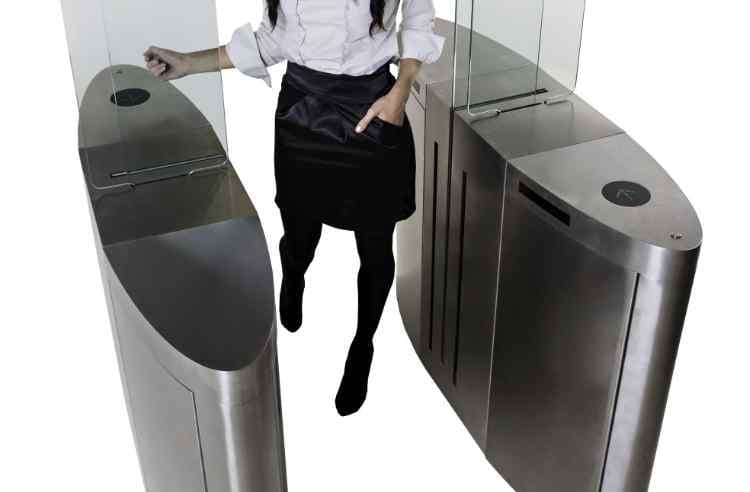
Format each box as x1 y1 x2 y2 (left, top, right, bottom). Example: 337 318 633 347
397 18 701 492
61 1 288 488
78 66 288 492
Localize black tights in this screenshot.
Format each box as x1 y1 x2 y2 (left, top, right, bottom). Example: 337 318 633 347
279 208 396 342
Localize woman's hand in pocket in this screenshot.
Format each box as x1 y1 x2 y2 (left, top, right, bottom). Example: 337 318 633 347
355 85 409 133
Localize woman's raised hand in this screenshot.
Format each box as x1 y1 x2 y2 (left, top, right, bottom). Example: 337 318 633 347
143 46 191 81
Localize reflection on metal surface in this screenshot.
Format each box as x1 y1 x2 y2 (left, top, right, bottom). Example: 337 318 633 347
398 15 701 492
69 64 287 492
60 1 283 489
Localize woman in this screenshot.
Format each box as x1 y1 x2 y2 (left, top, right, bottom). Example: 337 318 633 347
144 0 444 416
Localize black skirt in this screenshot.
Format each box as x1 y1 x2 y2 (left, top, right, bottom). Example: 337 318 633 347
273 62 416 231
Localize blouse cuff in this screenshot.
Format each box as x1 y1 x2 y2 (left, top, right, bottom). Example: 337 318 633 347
226 22 272 87
399 29 446 65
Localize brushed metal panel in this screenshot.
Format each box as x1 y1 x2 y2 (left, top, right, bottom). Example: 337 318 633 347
104 216 274 372
456 94 623 162
91 165 254 247
75 64 287 492
486 186 637 492
509 134 702 281
601 262 698 492
442 114 507 446
104 248 286 492
424 88 454 366
195 346 287 492
397 94 427 347
112 297 207 492
398 17 702 492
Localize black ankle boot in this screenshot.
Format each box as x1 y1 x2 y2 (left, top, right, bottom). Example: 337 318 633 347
279 276 304 332
335 338 375 416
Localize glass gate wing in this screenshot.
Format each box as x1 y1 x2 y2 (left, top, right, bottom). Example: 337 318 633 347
451 0 586 116
61 0 228 190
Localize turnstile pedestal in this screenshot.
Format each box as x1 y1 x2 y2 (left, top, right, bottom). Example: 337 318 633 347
78 66 287 492
397 18 701 492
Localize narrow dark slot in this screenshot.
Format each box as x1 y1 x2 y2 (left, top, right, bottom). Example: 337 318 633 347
501 102 543 114
428 141 439 352
452 172 468 386
440 157 454 365
519 181 570 226
599 275 640 492
103 164 227 190
455 88 548 112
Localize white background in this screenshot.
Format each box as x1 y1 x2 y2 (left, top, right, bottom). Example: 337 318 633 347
1 1 748 490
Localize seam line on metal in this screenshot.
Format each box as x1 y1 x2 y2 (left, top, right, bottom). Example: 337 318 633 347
483 163 510 445
191 393 210 492
599 273 641 492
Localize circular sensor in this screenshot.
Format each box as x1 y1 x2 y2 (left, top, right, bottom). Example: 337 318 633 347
602 181 651 207
110 88 151 107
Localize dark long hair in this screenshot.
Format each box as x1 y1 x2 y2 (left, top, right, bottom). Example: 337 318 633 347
267 0 386 35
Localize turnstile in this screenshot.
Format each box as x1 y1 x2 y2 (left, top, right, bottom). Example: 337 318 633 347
61 2 287 491
397 7 700 492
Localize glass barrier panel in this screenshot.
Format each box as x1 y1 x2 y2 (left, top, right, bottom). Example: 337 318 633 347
537 0 586 100
450 0 472 108
60 0 110 107
452 0 586 115
61 0 118 192
459 0 545 114
61 0 228 189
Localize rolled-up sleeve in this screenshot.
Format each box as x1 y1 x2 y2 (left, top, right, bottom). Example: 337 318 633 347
225 6 286 87
398 0 445 64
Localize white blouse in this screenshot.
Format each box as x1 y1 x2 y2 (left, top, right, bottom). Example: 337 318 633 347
226 0 445 87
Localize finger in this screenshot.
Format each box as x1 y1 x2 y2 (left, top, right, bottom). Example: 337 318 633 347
157 67 171 81
356 107 378 133
149 63 167 77
147 58 161 69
